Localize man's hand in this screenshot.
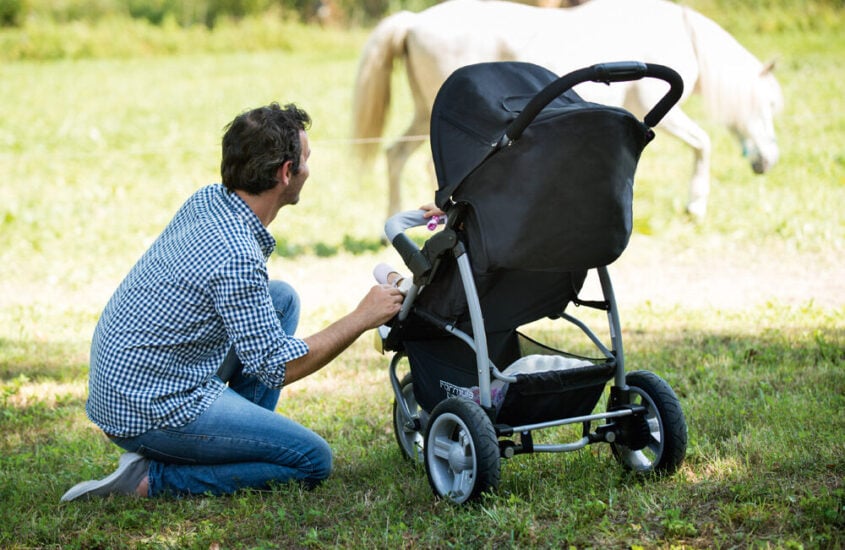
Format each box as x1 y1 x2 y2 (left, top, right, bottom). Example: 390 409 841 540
352 284 404 329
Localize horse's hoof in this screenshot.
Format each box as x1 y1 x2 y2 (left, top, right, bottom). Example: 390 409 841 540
685 201 707 220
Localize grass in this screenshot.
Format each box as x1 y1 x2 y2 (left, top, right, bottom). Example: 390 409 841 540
3 306 842 547
1 3 844 548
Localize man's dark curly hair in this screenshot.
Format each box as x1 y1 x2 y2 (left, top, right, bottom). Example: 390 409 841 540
221 102 311 195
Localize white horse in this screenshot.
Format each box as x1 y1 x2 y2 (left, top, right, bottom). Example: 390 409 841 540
352 0 783 219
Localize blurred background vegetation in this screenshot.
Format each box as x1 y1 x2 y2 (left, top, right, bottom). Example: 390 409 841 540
1 0 441 29
0 0 842 61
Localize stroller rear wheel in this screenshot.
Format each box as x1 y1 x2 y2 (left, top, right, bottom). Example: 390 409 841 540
610 370 687 473
393 373 425 463
424 397 500 504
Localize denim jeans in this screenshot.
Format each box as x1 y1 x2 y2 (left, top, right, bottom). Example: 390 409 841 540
110 280 332 497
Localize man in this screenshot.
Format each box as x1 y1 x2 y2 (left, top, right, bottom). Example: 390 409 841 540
61 103 403 500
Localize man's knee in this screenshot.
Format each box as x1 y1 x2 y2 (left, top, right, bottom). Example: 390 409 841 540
297 437 332 489
310 438 333 481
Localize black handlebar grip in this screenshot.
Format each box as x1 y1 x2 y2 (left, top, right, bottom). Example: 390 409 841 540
593 61 648 82
391 233 431 279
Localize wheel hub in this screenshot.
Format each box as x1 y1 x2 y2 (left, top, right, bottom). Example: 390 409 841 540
447 438 472 472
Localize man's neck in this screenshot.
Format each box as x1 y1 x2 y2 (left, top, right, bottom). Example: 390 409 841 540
234 189 279 227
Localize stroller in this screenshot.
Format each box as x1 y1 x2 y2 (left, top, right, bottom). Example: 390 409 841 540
375 61 688 504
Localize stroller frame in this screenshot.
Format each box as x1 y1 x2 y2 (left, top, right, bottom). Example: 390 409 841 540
376 62 688 504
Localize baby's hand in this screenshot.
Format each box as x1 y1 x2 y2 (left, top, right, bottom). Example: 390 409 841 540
419 203 445 219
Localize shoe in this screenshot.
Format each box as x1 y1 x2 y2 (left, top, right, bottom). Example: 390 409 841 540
373 263 413 295
60 452 150 502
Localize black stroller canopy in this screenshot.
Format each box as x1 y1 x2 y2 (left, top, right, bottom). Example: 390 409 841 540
431 62 584 205
429 61 653 273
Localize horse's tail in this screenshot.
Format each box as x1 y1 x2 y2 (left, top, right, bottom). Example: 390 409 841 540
351 10 415 164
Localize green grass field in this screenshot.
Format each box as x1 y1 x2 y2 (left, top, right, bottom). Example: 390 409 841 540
1 2 843 548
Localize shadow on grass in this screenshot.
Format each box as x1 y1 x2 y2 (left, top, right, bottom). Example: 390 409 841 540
3 324 843 548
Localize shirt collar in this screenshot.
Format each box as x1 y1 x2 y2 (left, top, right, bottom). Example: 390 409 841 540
221 185 277 259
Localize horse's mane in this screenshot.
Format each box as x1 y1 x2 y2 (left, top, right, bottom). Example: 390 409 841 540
682 6 772 127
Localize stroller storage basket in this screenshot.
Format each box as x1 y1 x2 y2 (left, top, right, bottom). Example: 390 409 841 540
497 333 615 425
405 331 614 425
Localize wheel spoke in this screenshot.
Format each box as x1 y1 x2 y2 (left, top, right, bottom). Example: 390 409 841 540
458 429 470 447
628 450 652 470
645 434 661 455
451 469 473 497
431 435 455 460
647 416 661 440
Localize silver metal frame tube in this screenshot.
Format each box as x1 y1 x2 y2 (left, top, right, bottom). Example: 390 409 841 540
456 252 492 408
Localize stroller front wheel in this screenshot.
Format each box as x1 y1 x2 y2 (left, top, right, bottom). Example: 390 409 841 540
424 397 500 504
610 370 687 474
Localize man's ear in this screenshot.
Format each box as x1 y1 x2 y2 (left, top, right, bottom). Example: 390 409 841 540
276 160 293 186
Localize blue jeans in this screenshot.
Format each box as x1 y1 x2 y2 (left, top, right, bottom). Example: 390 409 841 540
110 280 332 497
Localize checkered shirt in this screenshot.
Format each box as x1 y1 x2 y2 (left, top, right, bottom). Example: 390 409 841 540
86 184 309 437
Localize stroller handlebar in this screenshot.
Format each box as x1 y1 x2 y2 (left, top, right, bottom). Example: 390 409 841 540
500 61 684 145
384 210 436 277
384 209 430 242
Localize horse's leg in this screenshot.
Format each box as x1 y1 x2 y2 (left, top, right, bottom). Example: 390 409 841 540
385 53 434 218
386 115 427 217
654 108 712 219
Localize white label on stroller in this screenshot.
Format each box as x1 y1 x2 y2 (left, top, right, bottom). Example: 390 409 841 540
440 380 474 400
440 380 508 409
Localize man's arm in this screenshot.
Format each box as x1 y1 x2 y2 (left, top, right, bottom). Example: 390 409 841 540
282 284 403 385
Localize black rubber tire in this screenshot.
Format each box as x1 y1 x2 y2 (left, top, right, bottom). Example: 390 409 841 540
610 370 687 474
392 373 425 464
424 397 500 504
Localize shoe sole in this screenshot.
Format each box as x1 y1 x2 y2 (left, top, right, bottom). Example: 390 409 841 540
60 453 146 502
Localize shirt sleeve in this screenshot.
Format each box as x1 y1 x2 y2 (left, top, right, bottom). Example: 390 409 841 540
208 253 309 389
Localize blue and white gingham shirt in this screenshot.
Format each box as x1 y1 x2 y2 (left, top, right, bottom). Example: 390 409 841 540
86 184 309 437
